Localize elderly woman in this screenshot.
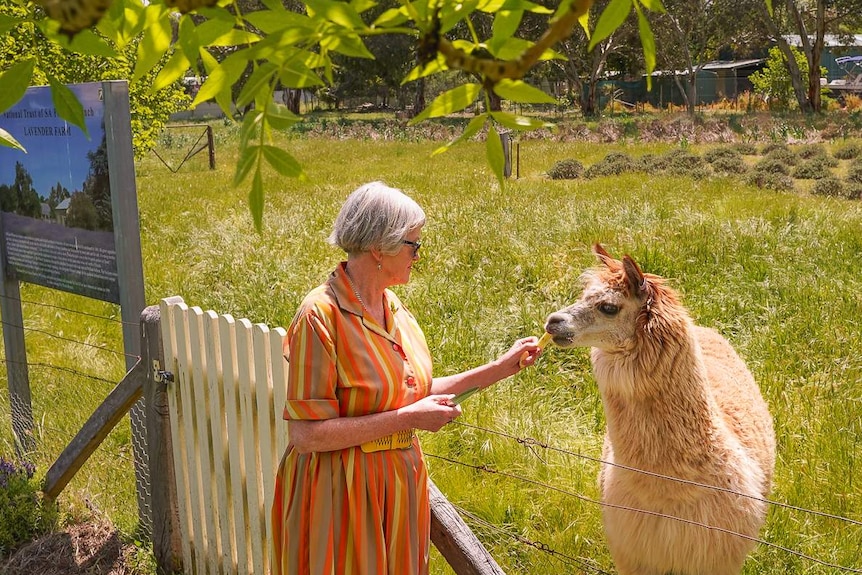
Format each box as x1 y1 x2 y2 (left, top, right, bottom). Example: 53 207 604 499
271 181 541 575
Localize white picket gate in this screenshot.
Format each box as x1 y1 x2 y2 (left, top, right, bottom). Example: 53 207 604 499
159 297 289 575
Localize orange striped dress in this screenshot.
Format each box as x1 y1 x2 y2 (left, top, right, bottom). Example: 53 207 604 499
272 263 434 575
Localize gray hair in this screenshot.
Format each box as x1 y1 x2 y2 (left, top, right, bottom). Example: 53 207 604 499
328 181 426 255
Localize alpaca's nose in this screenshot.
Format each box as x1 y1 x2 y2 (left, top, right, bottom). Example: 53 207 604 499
544 312 568 335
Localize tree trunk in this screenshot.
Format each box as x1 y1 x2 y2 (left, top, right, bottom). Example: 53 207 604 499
413 77 426 117
488 88 502 112
285 89 301 114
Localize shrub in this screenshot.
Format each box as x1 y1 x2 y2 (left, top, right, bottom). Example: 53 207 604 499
845 183 862 200
704 147 741 164
634 153 670 174
847 163 862 184
811 177 846 198
754 157 792 175
746 171 795 191
664 149 708 177
792 158 835 180
834 142 862 160
797 144 828 159
712 155 749 175
844 94 862 112
763 147 799 166
0 457 57 558
585 152 636 178
732 142 759 155
547 159 585 180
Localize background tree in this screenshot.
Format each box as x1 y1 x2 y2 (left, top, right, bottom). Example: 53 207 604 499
47 181 71 212
538 0 641 116
757 0 862 113
0 0 190 156
652 0 760 115
0 0 663 228
12 161 41 219
64 191 99 230
82 133 113 231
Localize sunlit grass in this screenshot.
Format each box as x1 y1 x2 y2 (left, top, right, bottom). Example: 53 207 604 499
2 125 861 573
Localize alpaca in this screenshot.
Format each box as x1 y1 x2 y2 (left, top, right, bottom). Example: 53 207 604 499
544 244 775 575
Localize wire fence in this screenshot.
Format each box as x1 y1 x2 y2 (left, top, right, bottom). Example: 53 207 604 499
0 293 152 541
426 420 862 574
1 293 861 573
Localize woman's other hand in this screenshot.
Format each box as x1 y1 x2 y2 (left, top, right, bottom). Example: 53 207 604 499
400 394 461 432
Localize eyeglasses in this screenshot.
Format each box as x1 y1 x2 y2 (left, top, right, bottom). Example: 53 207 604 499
402 239 422 257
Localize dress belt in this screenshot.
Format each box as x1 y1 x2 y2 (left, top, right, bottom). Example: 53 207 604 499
360 429 415 453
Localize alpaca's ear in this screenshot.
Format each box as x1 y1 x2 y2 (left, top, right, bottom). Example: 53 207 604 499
593 243 615 268
622 255 647 295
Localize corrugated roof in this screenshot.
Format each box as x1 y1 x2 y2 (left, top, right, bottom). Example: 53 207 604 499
702 59 766 70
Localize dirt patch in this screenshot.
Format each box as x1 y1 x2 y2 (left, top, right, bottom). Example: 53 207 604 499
1 521 140 575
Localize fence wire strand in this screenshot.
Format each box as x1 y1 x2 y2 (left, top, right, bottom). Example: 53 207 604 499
0 293 130 326
454 421 862 528
452 503 613 575
426 420 862 574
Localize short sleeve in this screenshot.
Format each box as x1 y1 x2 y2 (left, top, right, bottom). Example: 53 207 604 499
283 307 340 420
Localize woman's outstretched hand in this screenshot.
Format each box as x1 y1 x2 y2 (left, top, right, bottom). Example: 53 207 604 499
400 394 462 432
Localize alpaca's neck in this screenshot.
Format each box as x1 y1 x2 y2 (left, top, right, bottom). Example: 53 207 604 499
593 319 720 471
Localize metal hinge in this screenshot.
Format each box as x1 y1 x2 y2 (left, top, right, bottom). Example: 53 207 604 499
152 360 174 383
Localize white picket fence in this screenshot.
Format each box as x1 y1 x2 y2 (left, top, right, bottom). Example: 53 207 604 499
159 297 289 575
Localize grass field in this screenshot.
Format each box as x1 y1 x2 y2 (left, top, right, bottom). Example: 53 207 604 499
2 121 862 573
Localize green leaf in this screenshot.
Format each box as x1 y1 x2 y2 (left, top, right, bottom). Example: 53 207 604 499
486 124 505 190
371 7 408 27
195 18 236 46
479 0 552 13
206 28 261 47
637 0 665 12
305 0 367 29
245 10 313 34
432 113 487 156
765 0 773 16
48 77 88 138
236 63 277 109
234 144 260 186
635 4 656 80
266 102 302 130
439 0 480 33
350 0 377 13
589 0 631 51
0 59 34 115
0 13 22 36
492 37 563 61
240 110 264 146
260 0 286 10
0 128 25 152
153 50 191 92
491 10 522 45
408 83 482 125
261 145 305 179
177 16 199 62
45 26 119 57
278 60 325 88
320 30 374 58
490 111 555 131
193 52 248 108
249 168 264 231
133 5 172 81
492 79 557 104
401 54 446 84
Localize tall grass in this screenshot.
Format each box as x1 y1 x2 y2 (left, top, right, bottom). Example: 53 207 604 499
2 124 861 573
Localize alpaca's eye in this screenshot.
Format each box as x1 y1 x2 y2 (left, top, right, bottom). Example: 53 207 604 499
598 303 619 315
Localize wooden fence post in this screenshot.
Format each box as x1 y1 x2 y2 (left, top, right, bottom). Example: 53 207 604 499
429 480 506 575
142 301 184 575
